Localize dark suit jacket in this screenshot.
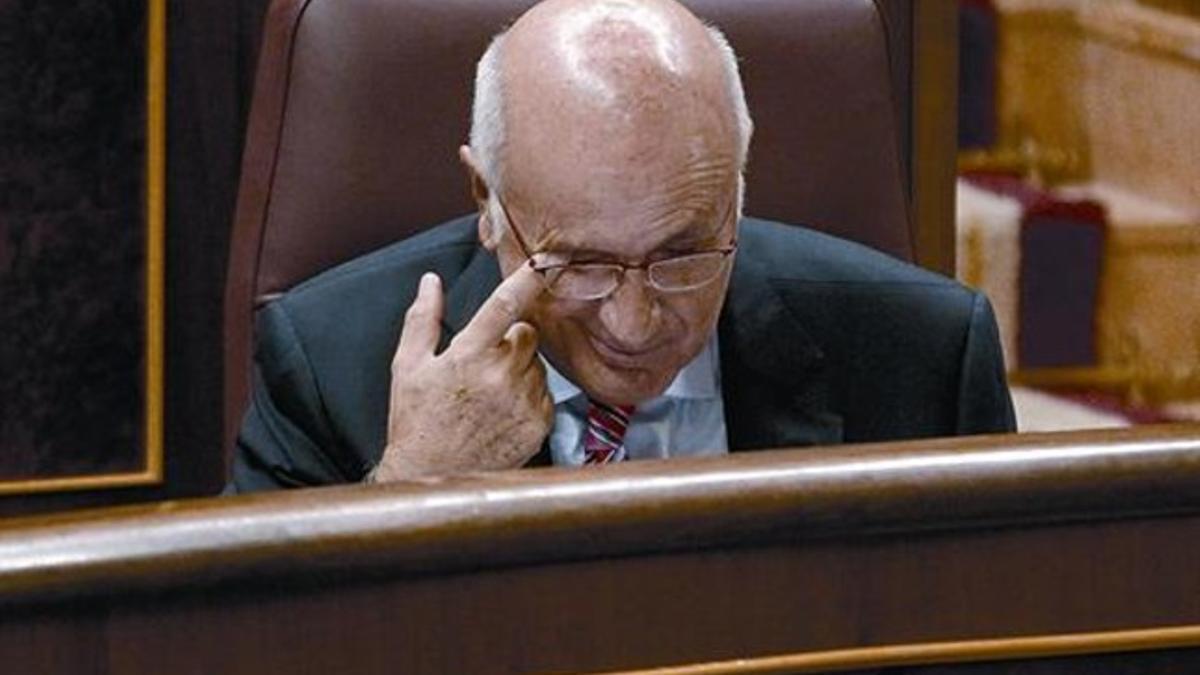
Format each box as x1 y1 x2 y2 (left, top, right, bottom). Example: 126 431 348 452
229 216 1015 492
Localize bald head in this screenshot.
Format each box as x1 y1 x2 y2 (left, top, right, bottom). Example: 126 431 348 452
462 0 753 407
508 0 723 107
468 0 752 197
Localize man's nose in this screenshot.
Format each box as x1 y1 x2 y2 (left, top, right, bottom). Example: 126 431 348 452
597 271 661 347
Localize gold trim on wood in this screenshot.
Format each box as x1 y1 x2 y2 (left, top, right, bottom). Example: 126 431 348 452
609 624 1200 675
958 144 1083 186
145 0 166 487
0 0 166 496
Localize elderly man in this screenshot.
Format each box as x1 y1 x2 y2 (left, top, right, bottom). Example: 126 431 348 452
228 0 1014 491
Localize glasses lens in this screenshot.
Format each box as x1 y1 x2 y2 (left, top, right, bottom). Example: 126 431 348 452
648 252 727 291
544 265 621 300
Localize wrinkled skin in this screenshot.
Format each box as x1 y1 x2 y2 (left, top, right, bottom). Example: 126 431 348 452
373 269 554 480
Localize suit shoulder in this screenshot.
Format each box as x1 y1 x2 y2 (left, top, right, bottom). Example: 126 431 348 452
737 218 983 336
739 218 958 290
283 215 479 303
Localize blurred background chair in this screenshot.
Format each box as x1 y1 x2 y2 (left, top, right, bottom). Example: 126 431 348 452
225 0 944 459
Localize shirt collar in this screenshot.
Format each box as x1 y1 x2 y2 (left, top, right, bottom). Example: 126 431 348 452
543 334 721 405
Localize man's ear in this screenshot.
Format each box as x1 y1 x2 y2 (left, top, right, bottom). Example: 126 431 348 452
459 145 500 250
459 145 489 206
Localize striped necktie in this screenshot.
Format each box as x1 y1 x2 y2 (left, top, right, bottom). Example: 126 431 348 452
583 400 635 465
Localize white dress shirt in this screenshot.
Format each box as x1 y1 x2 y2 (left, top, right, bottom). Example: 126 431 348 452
544 336 729 467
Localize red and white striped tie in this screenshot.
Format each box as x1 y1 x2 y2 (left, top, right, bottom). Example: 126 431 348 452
583 400 635 465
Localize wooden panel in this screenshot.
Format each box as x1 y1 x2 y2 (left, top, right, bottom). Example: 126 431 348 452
0 0 164 494
912 0 959 275
615 627 1200 674
1 427 1199 673
0 0 271 516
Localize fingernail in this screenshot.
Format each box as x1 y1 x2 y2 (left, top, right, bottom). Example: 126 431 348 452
421 272 440 292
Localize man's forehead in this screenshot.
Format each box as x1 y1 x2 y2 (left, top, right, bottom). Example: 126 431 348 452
508 138 737 239
517 190 733 257
507 111 739 196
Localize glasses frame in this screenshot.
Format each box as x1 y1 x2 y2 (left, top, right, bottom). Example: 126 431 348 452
494 193 738 301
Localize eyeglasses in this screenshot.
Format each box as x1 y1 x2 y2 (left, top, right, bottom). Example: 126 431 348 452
495 195 738 302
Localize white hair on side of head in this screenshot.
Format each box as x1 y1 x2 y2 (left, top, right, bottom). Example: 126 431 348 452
470 32 509 194
704 24 754 217
704 25 754 170
468 21 755 223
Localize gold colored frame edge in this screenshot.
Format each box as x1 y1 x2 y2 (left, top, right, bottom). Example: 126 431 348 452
612 623 1200 675
0 0 166 496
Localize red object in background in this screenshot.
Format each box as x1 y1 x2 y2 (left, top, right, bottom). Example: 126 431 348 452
962 173 1108 368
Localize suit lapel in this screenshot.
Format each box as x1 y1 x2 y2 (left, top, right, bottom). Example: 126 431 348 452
440 243 502 348
718 249 843 451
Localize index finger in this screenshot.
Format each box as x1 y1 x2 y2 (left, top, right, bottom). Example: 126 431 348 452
453 263 545 352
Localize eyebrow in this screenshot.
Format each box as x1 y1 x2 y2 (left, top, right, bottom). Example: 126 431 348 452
531 194 735 258
541 224 719 261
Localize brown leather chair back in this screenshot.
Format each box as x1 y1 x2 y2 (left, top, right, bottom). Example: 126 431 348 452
225 0 915 455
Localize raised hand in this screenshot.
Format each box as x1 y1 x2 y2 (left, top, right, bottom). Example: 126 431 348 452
370 265 554 482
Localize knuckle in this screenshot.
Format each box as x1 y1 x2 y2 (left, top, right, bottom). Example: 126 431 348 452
491 291 520 323
443 352 469 378
481 365 508 390
404 301 428 322
514 322 537 345
391 347 415 371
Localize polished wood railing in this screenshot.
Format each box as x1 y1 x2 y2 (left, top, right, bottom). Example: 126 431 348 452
2 425 1199 673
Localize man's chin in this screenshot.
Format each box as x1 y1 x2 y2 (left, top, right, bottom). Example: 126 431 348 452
578 365 674 407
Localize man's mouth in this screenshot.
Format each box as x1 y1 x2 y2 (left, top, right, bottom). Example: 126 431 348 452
589 335 658 369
